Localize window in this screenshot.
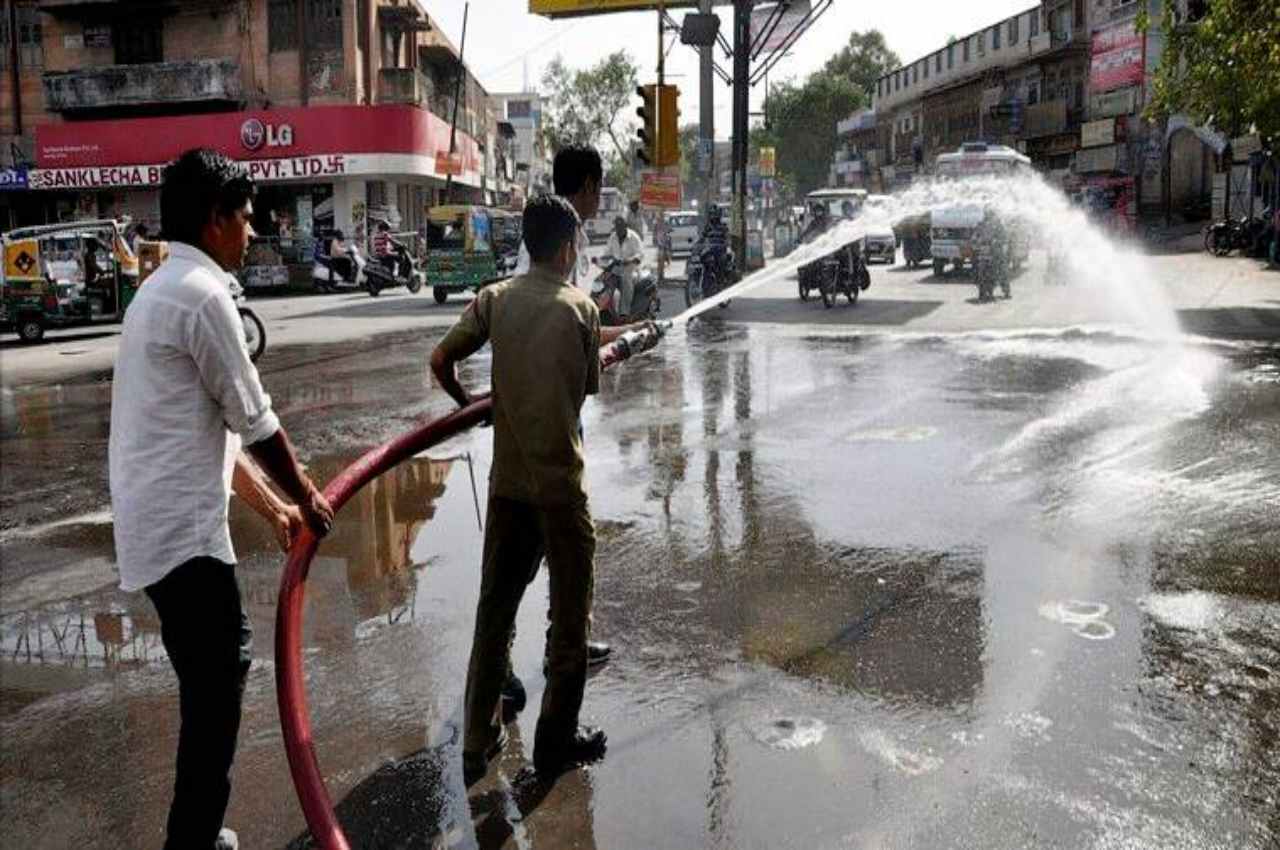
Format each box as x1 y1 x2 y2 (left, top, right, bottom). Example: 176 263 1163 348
936 53 942 74
269 0 298 51
1027 82 1039 105
1029 10 1040 37
1074 0 1084 26
963 38 970 61
912 64 918 84
307 0 342 50
507 99 531 119
114 18 162 64
1010 17 1018 43
993 24 1000 49
894 72 900 91
923 58 929 79
977 31 985 55
0 5 44 68
947 44 954 69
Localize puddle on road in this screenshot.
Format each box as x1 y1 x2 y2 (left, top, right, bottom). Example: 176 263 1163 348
3 327 1280 848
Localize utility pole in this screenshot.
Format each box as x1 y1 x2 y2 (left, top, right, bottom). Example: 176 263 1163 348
731 0 751 264
444 2 470 204
699 0 715 219
657 0 666 291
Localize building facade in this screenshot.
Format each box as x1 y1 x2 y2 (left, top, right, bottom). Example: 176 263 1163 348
490 91 553 204
0 0 517 242
829 0 1215 221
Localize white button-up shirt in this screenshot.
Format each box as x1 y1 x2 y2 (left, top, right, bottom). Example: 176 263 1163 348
515 222 591 291
109 242 280 591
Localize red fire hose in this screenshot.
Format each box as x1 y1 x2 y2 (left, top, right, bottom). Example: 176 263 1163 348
274 324 666 849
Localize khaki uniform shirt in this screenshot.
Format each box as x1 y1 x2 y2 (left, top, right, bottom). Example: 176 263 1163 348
438 266 601 506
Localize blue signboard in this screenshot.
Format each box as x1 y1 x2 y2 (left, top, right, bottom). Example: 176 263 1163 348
0 168 29 191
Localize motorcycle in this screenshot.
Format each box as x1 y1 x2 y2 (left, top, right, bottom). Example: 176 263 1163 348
591 257 660 326
364 242 425 297
1204 216 1268 257
684 240 734 310
229 277 266 363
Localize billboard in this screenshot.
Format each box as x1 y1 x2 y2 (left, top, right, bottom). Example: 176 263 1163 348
1090 21 1144 93
759 146 776 178
530 0 705 16
639 171 681 209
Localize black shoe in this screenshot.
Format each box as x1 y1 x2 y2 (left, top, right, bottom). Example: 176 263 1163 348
587 641 612 666
214 828 239 850
463 728 509 787
533 725 607 776
501 672 527 721
543 641 613 675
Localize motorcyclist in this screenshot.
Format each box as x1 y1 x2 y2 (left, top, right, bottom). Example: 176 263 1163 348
800 202 831 244
602 215 644 318
325 229 354 281
372 219 410 279
694 205 731 290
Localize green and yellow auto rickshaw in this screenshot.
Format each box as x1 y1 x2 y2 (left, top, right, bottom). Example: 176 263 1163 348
424 205 514 304
1 219 140 343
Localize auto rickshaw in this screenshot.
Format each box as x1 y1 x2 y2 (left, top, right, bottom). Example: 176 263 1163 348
892 211 932 269
1 219 140 343
424 205 512 304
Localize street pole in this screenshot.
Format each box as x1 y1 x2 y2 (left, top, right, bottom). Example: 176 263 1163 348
732 0 751 264
699 0 714 220
444 2 469 204
657 0 666 292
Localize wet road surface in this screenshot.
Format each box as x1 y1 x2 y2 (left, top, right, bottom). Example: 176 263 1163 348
2 260 1279 848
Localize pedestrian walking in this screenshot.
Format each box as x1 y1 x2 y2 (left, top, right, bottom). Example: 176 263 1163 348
431 195 660 783
109 148 334 850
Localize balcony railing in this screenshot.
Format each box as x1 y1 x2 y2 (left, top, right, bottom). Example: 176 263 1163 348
377 67 433 106
43 58 241 113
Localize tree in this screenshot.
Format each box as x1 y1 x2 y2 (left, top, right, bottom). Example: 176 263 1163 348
540 51 642 163
1140 0 1280 142
823 29 901 98
757 71 865 195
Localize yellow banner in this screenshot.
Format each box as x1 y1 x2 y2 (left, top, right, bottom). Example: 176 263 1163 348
530 0 702 17
759 146 776 178
4 239 41 280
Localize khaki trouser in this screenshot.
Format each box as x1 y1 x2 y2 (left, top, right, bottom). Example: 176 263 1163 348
463 496 596 755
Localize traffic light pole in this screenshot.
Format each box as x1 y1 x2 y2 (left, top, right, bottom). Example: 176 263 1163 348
656 0 666 293
699 0 715 222
731 0 751 265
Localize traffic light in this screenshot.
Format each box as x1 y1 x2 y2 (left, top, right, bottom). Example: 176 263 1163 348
657 84 680 168
636 84 658 167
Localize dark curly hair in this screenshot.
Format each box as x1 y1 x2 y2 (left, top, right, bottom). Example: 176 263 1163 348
160 148 255 246
522 194 581 264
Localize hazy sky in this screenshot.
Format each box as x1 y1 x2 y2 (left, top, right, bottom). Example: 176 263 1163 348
428 0 1036 139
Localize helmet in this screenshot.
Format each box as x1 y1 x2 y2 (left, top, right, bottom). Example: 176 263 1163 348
707 205 723 223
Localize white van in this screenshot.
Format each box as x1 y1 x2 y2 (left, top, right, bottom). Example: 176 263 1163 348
662 210 701 257
586 187 626 243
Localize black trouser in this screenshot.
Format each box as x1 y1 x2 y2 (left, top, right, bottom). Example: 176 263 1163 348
145 557 252 850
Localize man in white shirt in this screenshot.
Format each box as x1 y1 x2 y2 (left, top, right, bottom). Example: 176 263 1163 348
109 149 333 850
513 144 602 292
603 216 644 318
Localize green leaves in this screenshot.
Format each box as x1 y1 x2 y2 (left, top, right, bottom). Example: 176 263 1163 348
541 50 642 164
1145 0 1279 142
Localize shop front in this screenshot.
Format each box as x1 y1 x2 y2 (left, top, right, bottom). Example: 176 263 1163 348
29 104 485 260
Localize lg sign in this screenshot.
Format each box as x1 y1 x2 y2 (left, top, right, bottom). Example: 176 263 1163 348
240 118 295 151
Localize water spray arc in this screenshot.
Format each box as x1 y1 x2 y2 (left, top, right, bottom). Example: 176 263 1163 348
274 323 667 850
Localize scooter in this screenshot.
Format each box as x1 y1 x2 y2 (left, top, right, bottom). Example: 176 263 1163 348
592 257 660 325
312 242 369 294
364 242 425 298
229 276 266 362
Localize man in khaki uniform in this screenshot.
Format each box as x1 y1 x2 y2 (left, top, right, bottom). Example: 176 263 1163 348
432 195 650 782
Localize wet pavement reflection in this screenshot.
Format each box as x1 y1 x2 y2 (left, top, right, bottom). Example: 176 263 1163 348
2 323 1279 848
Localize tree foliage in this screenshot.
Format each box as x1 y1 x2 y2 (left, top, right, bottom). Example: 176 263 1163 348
755 71 865 196
823 29 901 98
540 50 642 162
1140 0 1280 141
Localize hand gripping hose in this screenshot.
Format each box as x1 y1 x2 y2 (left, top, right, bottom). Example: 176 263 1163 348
275 321 669 850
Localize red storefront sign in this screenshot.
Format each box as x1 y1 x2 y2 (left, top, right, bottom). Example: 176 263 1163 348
34 105 481 180
639 171 681 209
1090 21 1144 94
